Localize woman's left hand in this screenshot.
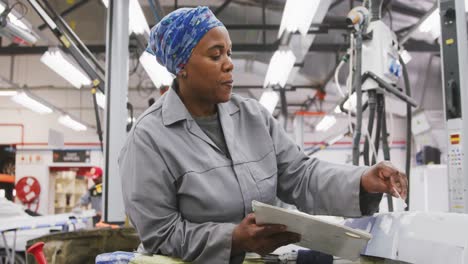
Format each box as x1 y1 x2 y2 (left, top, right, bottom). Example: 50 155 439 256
360 161 408 199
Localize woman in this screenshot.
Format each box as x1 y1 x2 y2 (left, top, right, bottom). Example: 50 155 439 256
118 6 407 264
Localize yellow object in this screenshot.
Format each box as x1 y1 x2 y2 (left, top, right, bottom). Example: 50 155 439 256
60 35 71 48
69 20 76 31
446 38 455 45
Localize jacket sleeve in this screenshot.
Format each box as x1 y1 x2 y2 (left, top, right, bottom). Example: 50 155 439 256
259 106 380 217
118 128 238 264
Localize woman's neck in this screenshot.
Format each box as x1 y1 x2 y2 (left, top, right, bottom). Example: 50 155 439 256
176 83 217 117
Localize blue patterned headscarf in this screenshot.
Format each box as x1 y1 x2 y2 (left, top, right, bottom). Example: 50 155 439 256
146 6 225 75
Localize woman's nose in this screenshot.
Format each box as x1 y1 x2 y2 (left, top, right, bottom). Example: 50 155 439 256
222 57 234 72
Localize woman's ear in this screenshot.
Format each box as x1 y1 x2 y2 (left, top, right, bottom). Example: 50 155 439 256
179 71 187 79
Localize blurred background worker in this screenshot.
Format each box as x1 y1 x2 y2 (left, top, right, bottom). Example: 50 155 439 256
79 166 103 225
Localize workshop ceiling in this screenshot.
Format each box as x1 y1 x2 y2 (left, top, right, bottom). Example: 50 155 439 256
0 0 446 136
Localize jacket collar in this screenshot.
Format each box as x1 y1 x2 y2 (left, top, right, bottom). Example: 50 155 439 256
162 87 240 126
162 88 193 126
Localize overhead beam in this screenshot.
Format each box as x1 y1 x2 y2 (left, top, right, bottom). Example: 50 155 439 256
309 40 439 53
38 0 91 30
387 1 426 18
0 45 105 55
355 0 426 18
0 39 438 56
214 0 233 16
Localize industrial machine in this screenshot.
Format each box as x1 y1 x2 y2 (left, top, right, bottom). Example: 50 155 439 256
337 0 418 211
439 0 468 213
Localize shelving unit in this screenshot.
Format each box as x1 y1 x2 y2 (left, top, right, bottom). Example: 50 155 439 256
50 170 87 214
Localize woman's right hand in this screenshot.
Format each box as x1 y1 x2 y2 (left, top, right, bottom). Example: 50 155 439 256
231 213 301 256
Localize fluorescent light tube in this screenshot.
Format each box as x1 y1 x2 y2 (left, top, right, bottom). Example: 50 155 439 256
58 115 87 131
140 51 174 88
419 9 441 39
0 91 17 96
41 48 91 89
101 0 150 36
316 115 337 132
278 0 320 37
11 92 53 114
328 134 345 145
334 93 369 113
264 49 296 88
129 0 150 35
466 0 468 12
259 90 279 114
96 91 106 109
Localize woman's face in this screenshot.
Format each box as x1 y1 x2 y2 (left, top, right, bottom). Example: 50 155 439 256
181 26 234 106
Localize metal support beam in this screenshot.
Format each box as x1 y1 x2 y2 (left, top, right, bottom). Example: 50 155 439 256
103 0 129 224
399 3 438 45
386 1 426 18
38 0 90 30
355 0 426 17
0 38 439 55
214 0 233 16
330 0 346 10
262 0 266 45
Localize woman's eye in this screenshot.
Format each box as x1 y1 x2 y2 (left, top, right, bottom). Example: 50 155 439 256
212 55 221 60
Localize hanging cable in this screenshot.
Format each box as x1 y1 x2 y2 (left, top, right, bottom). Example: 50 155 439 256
365 129 378 165
334 53 350 98
400 55 412 210
364 90 377 165
388 111 394 148
347 40 355 135
379 93 394 211
352 30 363 166
372 93 383 165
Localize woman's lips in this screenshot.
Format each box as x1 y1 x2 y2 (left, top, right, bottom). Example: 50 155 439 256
221 80 234 87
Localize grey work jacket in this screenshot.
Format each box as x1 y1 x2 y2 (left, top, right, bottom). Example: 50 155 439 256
119 88 377 264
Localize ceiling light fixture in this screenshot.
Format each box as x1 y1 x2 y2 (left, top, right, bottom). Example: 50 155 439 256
40 48 91 89
58 115 87 131
140 51 174 88
101 0 150 36
259 90 279 114
334 93 369 113
418 9 441 39
278 0 320 37
264 49 296 88
316 115 337 132
0 91 17 96
11 92 53 114
95 90 106 109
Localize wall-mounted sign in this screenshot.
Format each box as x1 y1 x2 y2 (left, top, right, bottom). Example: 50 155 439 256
53 150 90 163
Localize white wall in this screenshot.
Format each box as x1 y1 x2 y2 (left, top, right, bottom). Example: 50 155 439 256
0 108 99 145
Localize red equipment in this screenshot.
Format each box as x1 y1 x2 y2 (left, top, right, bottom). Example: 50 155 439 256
15 176 41 212
27 242 47 264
